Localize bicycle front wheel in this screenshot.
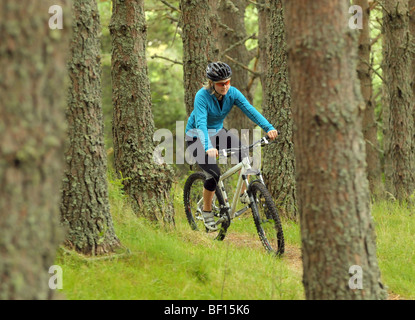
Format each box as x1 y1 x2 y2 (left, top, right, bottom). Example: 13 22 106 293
248 180 284 255
183 172 228 241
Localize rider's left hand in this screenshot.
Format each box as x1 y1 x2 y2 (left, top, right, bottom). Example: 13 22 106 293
267 130 279 140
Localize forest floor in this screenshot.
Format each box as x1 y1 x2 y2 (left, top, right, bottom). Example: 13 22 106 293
57 210 410 300
224 233 302 274
222 232 405 300
58 180 412 300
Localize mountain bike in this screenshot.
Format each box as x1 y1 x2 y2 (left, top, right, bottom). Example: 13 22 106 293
183 135 285 256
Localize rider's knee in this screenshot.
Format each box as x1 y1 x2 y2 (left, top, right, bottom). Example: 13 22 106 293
204 167 221 191
204 178 217 192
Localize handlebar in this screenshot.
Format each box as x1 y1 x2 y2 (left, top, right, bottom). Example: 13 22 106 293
218 132 279 159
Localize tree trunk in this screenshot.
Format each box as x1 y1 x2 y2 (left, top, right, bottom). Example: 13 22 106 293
411 0 415 89
261 0 297 220
355 0 383 198
257 0 269 92
285 0 386 299
0 0 71 299
180 0 214 117
211 0 256 133
110 0 175 224
382 0 415 202
61 0 121 255
410 0 415 170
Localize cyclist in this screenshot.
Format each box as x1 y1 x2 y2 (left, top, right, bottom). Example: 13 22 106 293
185 61 278 231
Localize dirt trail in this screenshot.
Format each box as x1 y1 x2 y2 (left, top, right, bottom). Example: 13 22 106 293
223 232 302 274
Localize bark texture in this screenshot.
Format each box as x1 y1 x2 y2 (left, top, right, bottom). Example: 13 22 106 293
257 0 269 90
410 0 415 172
180 0 213 117
262 0 297 220
411 0 415 90
210 0 256 132
110 0 175 224
382 0 415 201
355 0 383 197
0 0 71 299
285 0 386 299
61 0 121 255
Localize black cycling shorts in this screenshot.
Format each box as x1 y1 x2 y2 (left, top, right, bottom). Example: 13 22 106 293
185 128 248 191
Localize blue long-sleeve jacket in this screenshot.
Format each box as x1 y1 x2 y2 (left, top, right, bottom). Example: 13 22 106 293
185 86 276 151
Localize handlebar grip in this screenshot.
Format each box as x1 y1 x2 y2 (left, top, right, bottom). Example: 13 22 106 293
265 130 281 140
266 130 280 137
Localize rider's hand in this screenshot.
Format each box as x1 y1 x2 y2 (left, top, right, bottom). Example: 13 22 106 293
267 130 279 140
206 148 219 158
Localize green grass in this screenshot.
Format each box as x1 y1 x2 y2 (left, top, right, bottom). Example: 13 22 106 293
55 178 415 300
372 200 415 299
55 182 304 300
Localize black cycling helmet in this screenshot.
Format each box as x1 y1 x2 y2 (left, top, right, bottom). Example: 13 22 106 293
206 62 232 82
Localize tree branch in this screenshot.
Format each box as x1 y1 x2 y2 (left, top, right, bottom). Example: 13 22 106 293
370 32 382 47
219 33 257 58
365 138 384 155
374 16 383 29
247 46 258 62
210 13 235 33
224 54 261 77
369 0 378 11
159 0 180 13
164 12 179 23
151 54 183 65
377 1 391 16
360 58 385 83
373 89 382 102
247 54 260 92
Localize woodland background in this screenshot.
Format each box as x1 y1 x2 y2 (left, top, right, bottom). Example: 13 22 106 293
0 0 414 300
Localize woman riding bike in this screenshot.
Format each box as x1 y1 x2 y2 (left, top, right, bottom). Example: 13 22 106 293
185 61 278 231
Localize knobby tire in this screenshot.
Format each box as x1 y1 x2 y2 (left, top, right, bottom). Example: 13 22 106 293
183 172 228 241
248 180 285 255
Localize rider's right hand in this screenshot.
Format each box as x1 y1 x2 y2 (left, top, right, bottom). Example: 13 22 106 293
206 148 219 158
266 129 279 141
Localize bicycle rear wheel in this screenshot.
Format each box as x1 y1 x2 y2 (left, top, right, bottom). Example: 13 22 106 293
248 180 284 255
183 172 228 241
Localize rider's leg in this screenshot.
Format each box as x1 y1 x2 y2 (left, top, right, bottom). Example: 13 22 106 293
186 134 220 210
201 166 220 208
240 173 249 194
202 176 219 231
203 188 215 211
186 134 220 231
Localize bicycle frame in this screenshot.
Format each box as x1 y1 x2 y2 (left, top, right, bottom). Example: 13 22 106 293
185 134 283 252
216 155 265 221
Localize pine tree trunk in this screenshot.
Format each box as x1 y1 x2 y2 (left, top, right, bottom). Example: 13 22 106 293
180 0 213 117
211 0 255 133
110 0 175 224
410 0 415 169
0 0 71 299
411 0 415 90
262 0 297 220
61 0 121 255
355 0 383 198
285 0 386 299
382 0 415 202
257 0 269 91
